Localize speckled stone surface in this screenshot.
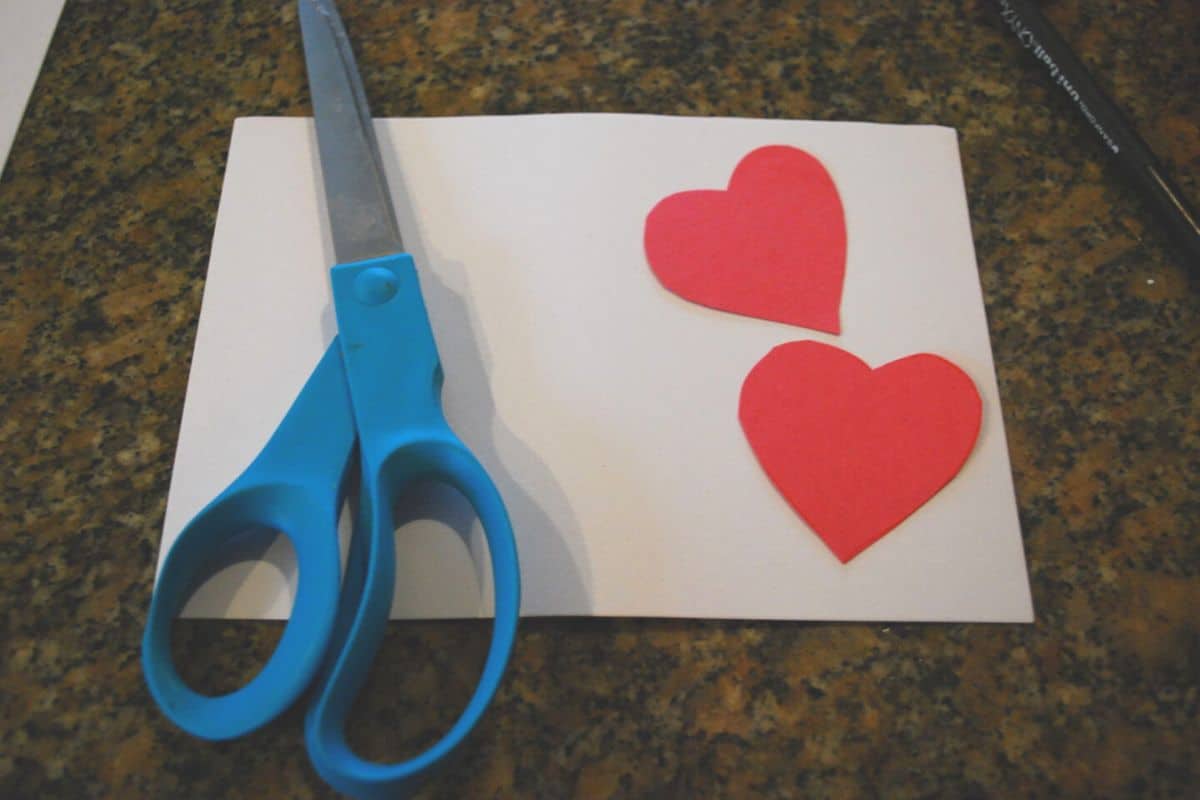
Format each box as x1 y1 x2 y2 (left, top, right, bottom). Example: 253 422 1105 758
1 1 1196 797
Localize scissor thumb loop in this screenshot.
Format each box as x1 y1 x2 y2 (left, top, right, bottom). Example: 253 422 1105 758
303 437 520 799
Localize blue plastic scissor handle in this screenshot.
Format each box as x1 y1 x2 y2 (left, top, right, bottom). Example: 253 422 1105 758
142 252 520 799
142 341 355 739
306 254 521 798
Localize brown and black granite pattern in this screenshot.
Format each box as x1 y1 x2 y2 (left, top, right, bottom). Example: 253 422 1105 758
1 1 1196 797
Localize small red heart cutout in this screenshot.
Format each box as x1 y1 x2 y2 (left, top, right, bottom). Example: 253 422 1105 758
739 341 982 562
644 145 847 334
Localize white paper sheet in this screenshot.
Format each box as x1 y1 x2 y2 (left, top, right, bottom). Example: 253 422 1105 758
0 0 66 174
162 114 1033 623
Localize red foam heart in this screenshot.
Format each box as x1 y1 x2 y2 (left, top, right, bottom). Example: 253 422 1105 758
739 341 982 562
644 145 847 334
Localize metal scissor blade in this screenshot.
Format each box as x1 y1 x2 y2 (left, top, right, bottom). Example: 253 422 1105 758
299 0 404 263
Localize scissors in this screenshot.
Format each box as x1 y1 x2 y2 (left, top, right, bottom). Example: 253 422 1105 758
142 1 521 797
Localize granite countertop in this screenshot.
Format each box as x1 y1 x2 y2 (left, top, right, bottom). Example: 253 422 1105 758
1 1 1196 797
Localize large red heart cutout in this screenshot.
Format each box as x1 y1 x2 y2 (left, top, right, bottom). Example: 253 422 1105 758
644 145 847 334
739 341 982 562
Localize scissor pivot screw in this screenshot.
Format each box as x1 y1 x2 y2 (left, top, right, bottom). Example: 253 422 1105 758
354 266 399 306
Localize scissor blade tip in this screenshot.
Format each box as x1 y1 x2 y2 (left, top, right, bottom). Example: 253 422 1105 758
299 0 334 15
297 0 325 23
